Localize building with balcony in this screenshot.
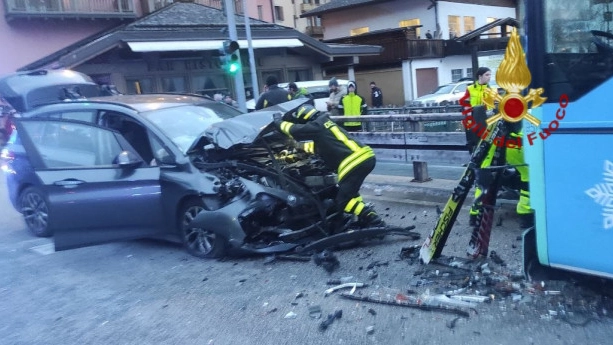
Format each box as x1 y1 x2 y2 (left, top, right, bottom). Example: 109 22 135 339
16 2 381 101
302 0 517 106
0 0 284 75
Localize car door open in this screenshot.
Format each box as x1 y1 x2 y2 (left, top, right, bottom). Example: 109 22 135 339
13 118 165 251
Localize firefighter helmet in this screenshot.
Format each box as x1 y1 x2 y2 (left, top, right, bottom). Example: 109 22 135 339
294 104 319 123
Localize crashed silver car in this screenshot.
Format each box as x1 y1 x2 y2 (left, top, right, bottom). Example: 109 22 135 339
1 70 416 258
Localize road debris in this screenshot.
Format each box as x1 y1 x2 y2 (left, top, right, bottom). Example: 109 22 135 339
324 282 367 296
319 310 342 331
284 311 297 319
308 305 322 319
339 292 471 317
313 250 340 273
366 325 375 334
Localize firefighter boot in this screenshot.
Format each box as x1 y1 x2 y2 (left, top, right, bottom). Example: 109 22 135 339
357 206 386 228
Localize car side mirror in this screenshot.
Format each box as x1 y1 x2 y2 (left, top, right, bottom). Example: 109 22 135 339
113 151 143 169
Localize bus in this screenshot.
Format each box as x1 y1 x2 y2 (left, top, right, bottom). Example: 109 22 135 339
520 0 613 279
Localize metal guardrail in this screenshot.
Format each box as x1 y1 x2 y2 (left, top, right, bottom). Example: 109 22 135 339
330 107 470 165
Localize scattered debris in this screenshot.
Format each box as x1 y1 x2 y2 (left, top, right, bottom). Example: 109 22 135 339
313 250 340 273
264 254 312 264
368 308 377 316
324 282 367 297
284 311 297 319
309 305 322 319
319 310 343 331
489 251 506 266
366 325 375 334
339 293 471 317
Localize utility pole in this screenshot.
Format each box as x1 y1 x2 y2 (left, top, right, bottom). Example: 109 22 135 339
223 0 247 112
243 0 259 101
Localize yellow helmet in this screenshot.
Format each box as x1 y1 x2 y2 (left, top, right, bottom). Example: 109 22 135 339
294 104 318 123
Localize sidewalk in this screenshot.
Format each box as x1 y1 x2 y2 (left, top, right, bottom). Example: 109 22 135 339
362 173 465 204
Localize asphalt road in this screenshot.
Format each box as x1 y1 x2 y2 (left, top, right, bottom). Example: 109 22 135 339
2 176 613 345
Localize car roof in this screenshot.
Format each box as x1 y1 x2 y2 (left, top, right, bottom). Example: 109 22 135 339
84 94 216 113
278 79 349 88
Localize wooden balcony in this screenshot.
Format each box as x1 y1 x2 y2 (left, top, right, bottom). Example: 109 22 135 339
4 0 137 20
325 27 471 67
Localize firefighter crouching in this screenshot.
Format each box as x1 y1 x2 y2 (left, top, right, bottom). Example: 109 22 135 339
273 104 385 231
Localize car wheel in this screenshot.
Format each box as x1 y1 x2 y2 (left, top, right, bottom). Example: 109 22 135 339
20 187 52 237
179 199 227 258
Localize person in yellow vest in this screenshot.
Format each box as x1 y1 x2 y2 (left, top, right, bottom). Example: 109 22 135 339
463 67 534 231
274 104 385 230
337 81 367 132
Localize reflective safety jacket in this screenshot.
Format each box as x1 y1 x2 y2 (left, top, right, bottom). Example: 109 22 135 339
466 82 491 107
278 115 374 181
338 92 367 127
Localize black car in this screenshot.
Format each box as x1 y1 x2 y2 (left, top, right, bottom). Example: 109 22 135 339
1 70 373 258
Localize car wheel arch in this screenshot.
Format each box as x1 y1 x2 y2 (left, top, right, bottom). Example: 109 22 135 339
19 185 52 237
177 195 228 258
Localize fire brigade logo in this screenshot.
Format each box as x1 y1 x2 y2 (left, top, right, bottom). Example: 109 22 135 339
461 29 547 126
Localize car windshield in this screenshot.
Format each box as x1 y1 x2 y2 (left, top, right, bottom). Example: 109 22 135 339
142 103 241 154
433 84 455 94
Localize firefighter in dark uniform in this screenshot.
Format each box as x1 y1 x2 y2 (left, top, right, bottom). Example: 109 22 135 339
255 75 292 110
274 104 385 230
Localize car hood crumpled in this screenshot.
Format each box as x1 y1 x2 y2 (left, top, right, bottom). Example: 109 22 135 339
189 99 309 151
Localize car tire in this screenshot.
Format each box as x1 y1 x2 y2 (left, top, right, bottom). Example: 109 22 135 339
20 187 52 237
179 199 227 258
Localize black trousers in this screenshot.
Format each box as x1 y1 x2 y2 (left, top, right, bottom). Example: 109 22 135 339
335 156 376 213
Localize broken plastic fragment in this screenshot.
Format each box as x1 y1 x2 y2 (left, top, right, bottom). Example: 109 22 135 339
284 311 297 319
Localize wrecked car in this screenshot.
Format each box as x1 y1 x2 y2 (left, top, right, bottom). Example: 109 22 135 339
1 70 414 258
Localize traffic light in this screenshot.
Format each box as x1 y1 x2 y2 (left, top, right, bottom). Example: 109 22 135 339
219 40 241 75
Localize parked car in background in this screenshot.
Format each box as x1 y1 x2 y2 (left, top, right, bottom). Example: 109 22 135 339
247 79 349 112
409 80 472 107
0 70 355 259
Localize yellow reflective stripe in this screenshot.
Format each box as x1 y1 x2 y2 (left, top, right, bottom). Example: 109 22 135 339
338 147 374 181
280 121 294 137
354 202 365 215
344 197 360 213
338 146 372 177
302 141 315 153
264 100 268 108
303 108 317 120
329 126 360 151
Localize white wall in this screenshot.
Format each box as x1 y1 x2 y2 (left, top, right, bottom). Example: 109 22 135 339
438 1 516 39
322 1 434 40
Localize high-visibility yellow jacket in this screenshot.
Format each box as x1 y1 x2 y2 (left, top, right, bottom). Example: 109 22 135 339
338 92 367 127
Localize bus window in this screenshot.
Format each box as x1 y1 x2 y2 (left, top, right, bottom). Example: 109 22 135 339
537 0 613 101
